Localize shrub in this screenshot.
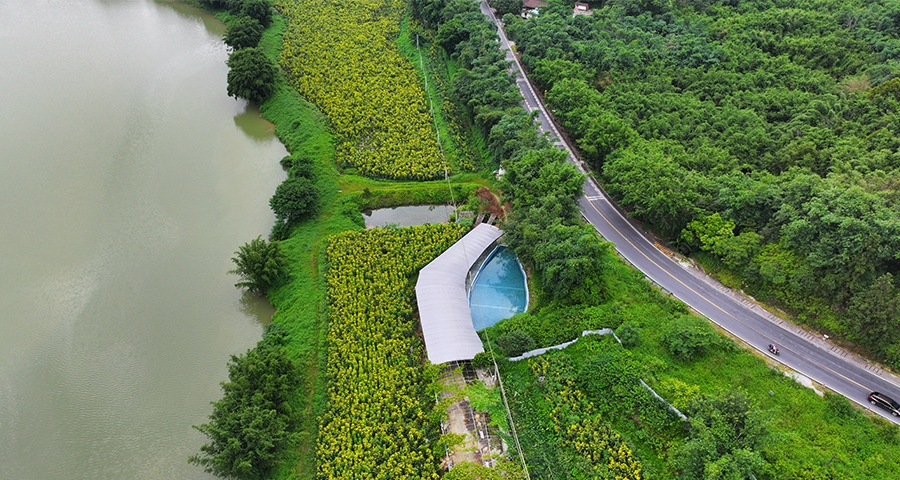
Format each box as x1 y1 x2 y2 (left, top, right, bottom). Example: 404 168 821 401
663 315 717 361
270 176 317 223
529 355 645 478
337 197 364 228
488 0 523 17
674 391 771 479
496 329 536 357
240 0 272 27
824 392 861 422
226 47 276 105
189 332 300 480
472 352 493 368
290 155 315 179
269 220 291 242
228 235 286 295
615 321 641 348
224 16 263 50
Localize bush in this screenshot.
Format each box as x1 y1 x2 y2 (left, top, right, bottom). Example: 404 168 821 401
663 315 717 361
337 197 364 228
228 235 286 295
224 16 263 50
578 353 641 410
488 0 523 17
496 329 536 357
290 155 315 179
824 392 861 422
189 335 300 480
226 47 276 105
198 0 229 8
269 220 291 241
674 391 771 480
270 176 317 223
615 321 641 348
240 0 272 27
472 352 494 369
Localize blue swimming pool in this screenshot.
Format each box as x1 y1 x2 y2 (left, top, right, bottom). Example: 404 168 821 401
468 246 528 331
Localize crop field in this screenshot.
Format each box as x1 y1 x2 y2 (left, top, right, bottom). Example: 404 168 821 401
529 355 644 479
276 0 444 180
319 225 465 478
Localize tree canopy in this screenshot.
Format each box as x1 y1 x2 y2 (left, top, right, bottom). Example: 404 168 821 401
269 176 317 224
226 47 276 105
189 326 300 480
674 391 772 480
501 0 900 366
224 16 263 50
228 235 286 295
240 0 273 28
488 0 523 17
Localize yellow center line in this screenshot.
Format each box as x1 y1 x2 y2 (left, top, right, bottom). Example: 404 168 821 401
583 194 871 392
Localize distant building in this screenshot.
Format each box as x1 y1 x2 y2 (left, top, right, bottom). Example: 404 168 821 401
522 0 547 18
573 2 592 16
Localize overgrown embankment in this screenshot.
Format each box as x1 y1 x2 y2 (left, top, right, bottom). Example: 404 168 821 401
483 254 900 479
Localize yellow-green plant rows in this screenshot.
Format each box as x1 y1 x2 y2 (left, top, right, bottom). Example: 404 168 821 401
320 225 464 478
530 357 643 479
277 0 443 180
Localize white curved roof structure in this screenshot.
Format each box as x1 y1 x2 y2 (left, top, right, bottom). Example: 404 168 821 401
416 223 502 365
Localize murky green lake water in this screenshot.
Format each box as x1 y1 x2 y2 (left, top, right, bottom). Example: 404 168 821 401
0 1 286 478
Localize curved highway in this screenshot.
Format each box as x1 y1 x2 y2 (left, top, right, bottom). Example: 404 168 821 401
479 0 900 424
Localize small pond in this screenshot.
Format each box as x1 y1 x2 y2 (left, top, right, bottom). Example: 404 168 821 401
363 204 452 228
469 246 528 331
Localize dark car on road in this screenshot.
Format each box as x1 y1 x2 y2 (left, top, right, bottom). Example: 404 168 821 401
868 392 900 416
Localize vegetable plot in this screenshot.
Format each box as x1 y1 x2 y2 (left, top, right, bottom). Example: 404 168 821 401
277 0 444 180
530 355 644 479
319 225 464 478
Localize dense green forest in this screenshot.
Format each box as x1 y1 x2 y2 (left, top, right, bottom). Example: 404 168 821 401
500 0 900 367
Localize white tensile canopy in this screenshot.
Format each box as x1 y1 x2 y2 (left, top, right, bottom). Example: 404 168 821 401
416 223 502 365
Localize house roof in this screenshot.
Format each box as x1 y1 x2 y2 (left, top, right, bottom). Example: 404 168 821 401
523 0 548 9
416 223 503 365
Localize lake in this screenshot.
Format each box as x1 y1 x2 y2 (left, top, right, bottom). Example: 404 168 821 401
0 1 286 478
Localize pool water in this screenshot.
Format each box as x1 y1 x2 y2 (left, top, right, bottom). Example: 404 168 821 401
469 246 528 330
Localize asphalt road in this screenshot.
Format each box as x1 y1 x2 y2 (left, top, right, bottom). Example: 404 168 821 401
479 0 900 424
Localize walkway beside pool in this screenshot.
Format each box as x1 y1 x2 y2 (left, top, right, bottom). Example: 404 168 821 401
416 223 502 365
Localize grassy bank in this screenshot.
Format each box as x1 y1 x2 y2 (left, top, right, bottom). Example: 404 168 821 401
253 13 357 479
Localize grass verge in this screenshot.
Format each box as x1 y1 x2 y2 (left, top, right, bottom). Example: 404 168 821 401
254 12 363 480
